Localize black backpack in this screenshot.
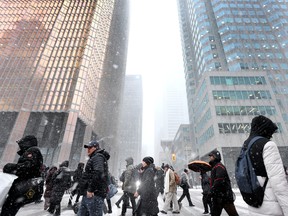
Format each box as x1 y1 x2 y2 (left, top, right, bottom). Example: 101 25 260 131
235 136 268 207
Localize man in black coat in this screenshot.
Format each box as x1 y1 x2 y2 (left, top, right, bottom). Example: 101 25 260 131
78 140 110 216
0 135 43 216
209 150 238 216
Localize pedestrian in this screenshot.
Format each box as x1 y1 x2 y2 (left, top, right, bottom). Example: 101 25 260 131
200 171 211 215
48 160 72 216
115 170 126 208
105 172 117 214
155 165 165 196
77 140 110 216
178 168 195 207
0 135 43 216
160 164 180 214
120 157 137 216
43 166 58 210
134 156 159 216
68 162 85 207
208 150 238 216
242 115 288 216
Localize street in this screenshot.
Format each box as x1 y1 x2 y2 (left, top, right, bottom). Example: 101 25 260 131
17 188 249 216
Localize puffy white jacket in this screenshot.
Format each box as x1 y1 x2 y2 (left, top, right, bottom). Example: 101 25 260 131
248 141 288 216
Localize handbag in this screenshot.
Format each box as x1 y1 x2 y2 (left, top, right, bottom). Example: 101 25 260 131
12 177 44 204
107 184 118 199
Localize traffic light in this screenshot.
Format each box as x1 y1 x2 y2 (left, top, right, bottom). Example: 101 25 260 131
172 153 176 161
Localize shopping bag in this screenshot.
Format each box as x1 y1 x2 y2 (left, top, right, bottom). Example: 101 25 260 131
107 184 118 199
0 172 18 207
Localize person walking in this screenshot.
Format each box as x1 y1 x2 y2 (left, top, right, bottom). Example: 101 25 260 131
178 168 194 207
242 115 288 216
160 164 180 214
134 156 159 216
208 150 238 216
200 171 211 215
0 135 43 216
43 166 58 210
77 140 110 216
155 165 165 196
68 162 85 207
48 160 71 216
120 157 137 216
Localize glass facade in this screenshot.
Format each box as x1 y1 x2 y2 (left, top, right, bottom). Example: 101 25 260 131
0 0 117 167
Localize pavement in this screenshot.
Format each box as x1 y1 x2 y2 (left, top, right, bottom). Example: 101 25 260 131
17 188 249 216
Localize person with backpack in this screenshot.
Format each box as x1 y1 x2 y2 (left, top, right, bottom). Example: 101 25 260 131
77 140 110 216
48 160 72 216
120 157 137 216
178 168 194 208
134 156 159 216
208 150 238 216
160 164 180 214
239 115 288 216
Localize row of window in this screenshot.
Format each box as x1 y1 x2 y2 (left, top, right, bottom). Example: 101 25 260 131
218 122 281 134
215 106 276 116
213 90 272 100
210 76 266 85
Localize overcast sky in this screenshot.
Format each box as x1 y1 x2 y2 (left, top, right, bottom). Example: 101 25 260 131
126 0 184 158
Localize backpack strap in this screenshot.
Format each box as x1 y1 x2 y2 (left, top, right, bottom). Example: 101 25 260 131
247 136 269 187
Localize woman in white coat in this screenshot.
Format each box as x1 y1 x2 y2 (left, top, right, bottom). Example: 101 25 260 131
243 115 288 216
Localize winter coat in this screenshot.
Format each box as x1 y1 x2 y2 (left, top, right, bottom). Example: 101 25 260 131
244 115 288 216
44 166 57 198
50 161 71 204
79 149 109 198
209 160 234 203
164 168 177 193
180 172 190 189
136 164 159 216
123 164 137 194
155 167 165 194
200 172 211 195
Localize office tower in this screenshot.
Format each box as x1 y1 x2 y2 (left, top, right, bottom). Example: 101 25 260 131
177 0 288 174
0 0 128 169
155 74 189 165
117 75 143 174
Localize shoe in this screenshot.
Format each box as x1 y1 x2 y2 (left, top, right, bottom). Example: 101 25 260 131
203 212 209 215
172 211 180 214
178 202 182 210
115 202 120 208
108 210 112 214
127 205 132 209
189 204 195 207
160 210 167 214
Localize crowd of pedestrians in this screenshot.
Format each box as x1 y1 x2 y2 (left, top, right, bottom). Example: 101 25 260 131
1 115 288 216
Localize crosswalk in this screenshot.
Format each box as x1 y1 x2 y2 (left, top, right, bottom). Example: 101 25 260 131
17 188 249 216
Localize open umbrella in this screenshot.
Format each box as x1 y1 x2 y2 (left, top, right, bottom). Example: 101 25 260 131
188 160 212 172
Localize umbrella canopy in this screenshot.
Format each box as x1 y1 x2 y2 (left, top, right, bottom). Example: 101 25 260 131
188 160 212 172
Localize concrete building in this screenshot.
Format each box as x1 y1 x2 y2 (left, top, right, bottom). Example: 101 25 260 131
0 0 129 170
177 0 288 176
117 75 143 175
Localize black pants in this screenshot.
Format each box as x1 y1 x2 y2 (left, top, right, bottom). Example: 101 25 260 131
178 187 193 205
121 192 136 215
0 195 23 216
211 197 238 216
202 193 211 212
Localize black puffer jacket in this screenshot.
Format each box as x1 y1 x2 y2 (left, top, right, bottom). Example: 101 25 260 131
79 149 109 198
3 135 43 179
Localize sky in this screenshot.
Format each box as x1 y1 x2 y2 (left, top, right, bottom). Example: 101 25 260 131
125 0 185 157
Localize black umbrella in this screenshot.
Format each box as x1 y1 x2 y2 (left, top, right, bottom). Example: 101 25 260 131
188 160 212 172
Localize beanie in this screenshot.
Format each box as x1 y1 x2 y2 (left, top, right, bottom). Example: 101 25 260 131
142 156 154 165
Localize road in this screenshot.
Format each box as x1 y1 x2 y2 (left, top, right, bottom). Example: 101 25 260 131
17 188 249 216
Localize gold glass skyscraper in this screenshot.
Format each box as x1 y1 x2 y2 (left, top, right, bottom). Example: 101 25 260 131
0 0 118 168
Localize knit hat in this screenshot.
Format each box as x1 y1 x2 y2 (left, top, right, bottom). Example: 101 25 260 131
142 156 154 165
250 115 278 139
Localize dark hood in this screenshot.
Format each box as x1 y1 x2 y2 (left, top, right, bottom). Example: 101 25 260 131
17 135 38 155
59 160 69 168
250 115 278 139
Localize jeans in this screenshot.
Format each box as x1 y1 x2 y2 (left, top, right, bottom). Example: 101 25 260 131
77 195 104 216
